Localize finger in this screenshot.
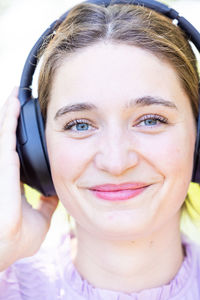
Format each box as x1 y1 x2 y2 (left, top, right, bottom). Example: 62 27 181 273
19 195 59 257
0 94 20 151
0 88 19 126
11 87 19 98
37 195 59 221
0 98 10 129
20 182 25 196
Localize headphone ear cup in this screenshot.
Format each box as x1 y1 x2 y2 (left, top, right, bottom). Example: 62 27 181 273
192 85 200 183
17 98 56 196
192 133 200 183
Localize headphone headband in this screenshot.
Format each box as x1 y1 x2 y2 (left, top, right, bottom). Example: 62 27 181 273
19 0 200 104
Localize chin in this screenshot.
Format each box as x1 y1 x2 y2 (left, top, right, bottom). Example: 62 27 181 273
86 210 157 241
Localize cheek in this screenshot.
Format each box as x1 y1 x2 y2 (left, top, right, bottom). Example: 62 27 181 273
138 128 195 179
47 138 95 184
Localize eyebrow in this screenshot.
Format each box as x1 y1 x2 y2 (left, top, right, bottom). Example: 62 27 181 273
54 103 96 120
132 96 178 109
54 96 177 120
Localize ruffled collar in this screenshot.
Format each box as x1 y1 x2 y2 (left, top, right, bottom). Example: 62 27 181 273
60 236 198 300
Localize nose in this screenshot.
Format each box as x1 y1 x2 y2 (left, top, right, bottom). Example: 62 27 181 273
94 130 139 176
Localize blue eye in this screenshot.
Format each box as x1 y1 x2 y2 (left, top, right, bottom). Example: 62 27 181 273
75 123 89 131
137 114 168 127
143 119 158 126
64 119 94 132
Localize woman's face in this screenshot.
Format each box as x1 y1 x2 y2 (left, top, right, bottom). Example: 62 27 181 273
45 43 196 240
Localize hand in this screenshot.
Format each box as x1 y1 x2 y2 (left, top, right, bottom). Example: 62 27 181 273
0 88 58 271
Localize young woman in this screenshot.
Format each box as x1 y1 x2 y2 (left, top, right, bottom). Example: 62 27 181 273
0 1 200 299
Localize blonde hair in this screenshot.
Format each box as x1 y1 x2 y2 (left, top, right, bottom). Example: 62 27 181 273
38 2 199 121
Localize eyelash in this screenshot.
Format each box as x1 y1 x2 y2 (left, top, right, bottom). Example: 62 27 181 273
63 119 95 132
63 114 168 133
136 114 168 127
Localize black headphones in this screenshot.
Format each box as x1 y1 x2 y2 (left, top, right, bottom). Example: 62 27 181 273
16 0 200 196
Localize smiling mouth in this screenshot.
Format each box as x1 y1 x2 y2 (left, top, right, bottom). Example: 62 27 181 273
88 183 150 201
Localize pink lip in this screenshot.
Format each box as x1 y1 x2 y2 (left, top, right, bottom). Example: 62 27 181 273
89 182 149 201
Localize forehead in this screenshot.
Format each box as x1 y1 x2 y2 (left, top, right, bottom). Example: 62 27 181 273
49 42 190 111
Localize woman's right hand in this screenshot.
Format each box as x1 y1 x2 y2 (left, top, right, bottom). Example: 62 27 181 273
0 88 58 271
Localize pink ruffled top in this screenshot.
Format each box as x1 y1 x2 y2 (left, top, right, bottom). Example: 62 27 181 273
0 231 200 300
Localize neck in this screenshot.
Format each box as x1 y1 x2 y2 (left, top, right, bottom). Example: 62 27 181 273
72 214 184 293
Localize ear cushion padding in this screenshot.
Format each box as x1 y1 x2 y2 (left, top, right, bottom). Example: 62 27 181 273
17 98 56 196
